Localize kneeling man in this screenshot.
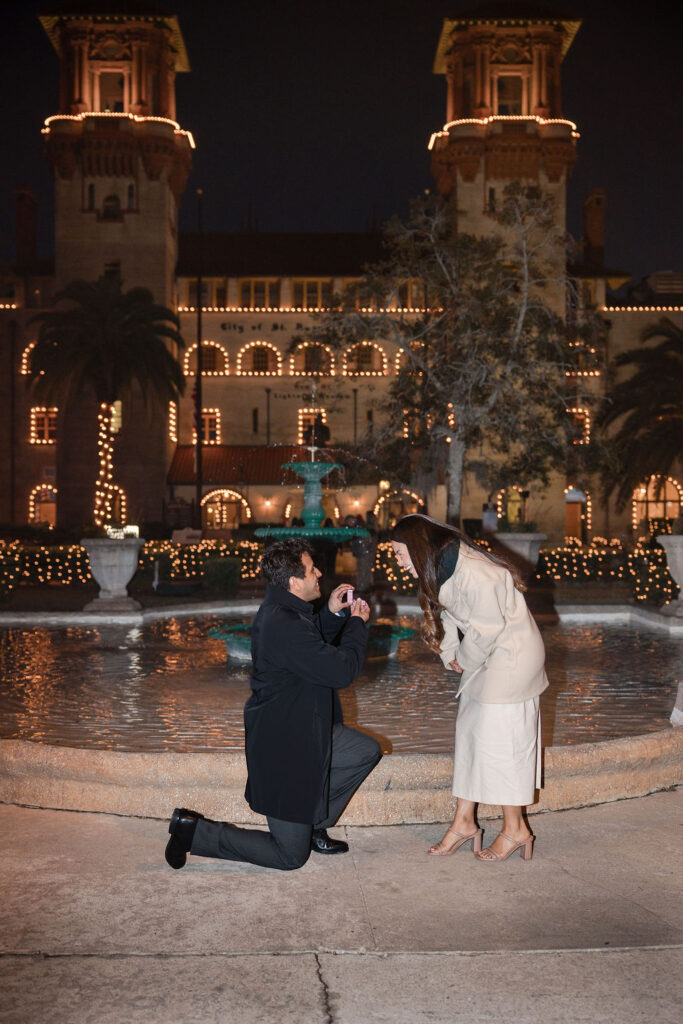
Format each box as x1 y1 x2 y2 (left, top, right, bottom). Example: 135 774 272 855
165 538 381 870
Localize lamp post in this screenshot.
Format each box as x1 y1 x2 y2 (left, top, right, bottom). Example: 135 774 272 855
193 188 203 530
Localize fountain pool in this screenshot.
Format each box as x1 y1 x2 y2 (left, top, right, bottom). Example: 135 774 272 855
0 616 678 754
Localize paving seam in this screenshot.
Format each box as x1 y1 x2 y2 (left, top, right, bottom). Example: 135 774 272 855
345 823 379 951
2 944 682 959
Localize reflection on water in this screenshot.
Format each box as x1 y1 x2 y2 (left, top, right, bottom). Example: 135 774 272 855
0 617 679 753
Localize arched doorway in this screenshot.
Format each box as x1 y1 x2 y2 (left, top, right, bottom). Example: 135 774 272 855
373 489 425 531
632 476 682 533
28 484 57 528
201 489 252 534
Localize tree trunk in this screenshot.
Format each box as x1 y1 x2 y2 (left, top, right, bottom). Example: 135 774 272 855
446 437 466 525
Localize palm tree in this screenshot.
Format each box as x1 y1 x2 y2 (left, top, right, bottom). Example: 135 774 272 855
29 276 185 527
598 317 683 509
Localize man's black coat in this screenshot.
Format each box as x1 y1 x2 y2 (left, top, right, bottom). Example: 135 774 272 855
244 584 368 824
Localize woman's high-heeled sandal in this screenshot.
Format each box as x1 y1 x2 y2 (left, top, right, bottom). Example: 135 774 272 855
475 832 534 862
428 826 483 856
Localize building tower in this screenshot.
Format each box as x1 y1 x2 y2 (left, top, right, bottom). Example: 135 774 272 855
429 4 580 243
39 2 194 307
37 4 194 527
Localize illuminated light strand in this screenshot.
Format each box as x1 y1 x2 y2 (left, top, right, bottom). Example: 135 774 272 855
176 305 431 314
0 303 18 309
428 114 580 150
297 407 328 444
42 112 196 148
372 489 425 518
28 484 58 525
235 340 283 376
495 486 524 519
168 401 178 443
93 403 127 527
631 474 683 531
192 408 221 445
289 341 336 376
29 406 58 445
566 406 591 445
603 305 683 312
564 484 593 532
20 341 36 375
341 341 388 376
200 488 252 521
182 340 229 376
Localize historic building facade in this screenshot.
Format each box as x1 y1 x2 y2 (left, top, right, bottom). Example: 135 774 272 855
0 3 681 542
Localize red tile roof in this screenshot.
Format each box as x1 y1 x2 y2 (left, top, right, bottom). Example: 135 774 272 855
167 445 346 486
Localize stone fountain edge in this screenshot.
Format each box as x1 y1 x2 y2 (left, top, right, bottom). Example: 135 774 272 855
0 727 680 825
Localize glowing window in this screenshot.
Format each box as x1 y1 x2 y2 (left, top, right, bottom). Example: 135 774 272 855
236 341 282 376
633 476 682 526
184 342 229 376
290 343 334 376
192 408 221 445
30 407 57 445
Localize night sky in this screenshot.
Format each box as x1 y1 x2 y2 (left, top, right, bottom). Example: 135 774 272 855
1 0 681 289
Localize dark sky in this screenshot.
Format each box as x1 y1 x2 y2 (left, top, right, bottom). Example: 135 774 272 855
1 0 681 287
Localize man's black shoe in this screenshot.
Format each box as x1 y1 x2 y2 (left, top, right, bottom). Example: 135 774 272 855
311 828 349 855
165 807 204 869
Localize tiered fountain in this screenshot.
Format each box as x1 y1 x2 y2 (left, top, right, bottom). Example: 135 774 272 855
208 445 416 658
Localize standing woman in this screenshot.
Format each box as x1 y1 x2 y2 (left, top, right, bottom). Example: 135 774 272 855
391 514 548 862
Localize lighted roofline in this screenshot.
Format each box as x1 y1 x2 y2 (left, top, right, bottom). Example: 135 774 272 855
602 305 683 312
428 114 579 150
42 112 196 149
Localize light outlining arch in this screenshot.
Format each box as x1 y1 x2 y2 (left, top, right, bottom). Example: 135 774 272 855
342 341 388 376
372 488 425 517
631 475 683 531
20 340 37 375
236 340 283 376
289 341 335 376
28 483 57 523
564 484 593 534
183 340 229 376
200 488 253 527
495 486 525 521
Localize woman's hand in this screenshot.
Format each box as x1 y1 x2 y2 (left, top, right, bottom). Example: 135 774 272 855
449 659 463 673
328 584 354 614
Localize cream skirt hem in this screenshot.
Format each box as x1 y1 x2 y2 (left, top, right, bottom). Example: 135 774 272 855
452 691 542 806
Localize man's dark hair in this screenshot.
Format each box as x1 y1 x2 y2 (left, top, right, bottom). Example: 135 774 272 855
260 539 315 590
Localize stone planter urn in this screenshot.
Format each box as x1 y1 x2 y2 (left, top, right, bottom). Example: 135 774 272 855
81 537 145 612
494 532 547 576
657 534 683 617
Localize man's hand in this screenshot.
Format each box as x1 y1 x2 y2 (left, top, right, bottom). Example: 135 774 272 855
350 598 370 622
328 583 354 614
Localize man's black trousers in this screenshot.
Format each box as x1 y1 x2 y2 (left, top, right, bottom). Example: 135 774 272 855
190 725 381 870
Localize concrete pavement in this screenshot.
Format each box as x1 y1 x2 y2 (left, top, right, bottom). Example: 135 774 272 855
1 789 681 1023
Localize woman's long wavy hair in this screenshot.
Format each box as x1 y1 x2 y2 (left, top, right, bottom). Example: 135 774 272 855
391 513 525 653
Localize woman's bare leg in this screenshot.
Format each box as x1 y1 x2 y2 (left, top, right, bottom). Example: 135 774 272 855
476 805 532 860
428 798 479 854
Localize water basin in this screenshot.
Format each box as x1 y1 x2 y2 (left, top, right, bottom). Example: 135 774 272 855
0 617 678 753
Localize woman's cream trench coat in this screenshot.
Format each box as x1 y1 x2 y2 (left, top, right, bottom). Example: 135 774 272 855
438 544 549 704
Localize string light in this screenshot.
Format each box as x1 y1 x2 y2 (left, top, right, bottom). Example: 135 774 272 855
428 114 580 150
372 489 425 517
20 341 37 375
28 484 57 525
289 342 336 376
29 407 57 445
42 112 196 148
200 488 252 521
168 401 178 443
192 408 221 445
297 408 327 444
603 305 683 312
93 403 126 527
631 475 683 530
341 341 388 376
566 407 591 444
182 341 229 376
235 340 283 376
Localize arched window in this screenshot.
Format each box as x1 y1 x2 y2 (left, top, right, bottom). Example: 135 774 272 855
183 341 229 376
342 342 388 376
289 342 334 376
201 488 252 532
28 484 57 528
236 341 282 376
632 476 682 532
495 486 526 527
